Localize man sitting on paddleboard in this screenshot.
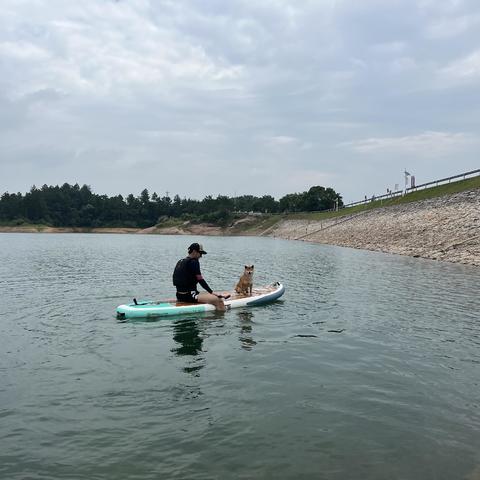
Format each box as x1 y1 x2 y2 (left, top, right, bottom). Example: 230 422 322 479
172 243 226 312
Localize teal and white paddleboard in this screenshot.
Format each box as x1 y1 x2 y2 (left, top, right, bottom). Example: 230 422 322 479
116 282 285 319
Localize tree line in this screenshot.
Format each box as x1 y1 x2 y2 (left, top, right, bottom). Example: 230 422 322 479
0 183 344 228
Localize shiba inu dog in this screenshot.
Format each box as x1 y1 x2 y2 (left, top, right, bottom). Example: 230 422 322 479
235 265 254 295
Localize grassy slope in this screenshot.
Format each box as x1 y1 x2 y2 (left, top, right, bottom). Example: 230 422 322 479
284 175 480 223
229 214 283 234
0 222 51 230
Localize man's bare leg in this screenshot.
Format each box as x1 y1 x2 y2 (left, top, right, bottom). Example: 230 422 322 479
197 292 226 311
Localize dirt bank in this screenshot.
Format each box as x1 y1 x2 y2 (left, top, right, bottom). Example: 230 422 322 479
0 223 232 236
267 188 480 267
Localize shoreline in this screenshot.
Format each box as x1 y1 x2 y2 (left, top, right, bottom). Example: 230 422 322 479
1 188 479 267
0 226 141 234
267 188 480 267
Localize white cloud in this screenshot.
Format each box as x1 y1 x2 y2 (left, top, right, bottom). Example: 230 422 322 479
281 169 334 192
342 131 479 156
426 14 480 39
419 0 467 15
140 129 226 146
264 135 298 146
371 41 406 54
440 49 480 83
389 56 417 73
0 41 50 60
261 135 312 151
0 0 246 99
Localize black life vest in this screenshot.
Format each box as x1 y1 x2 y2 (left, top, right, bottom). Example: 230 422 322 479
172 257 197 291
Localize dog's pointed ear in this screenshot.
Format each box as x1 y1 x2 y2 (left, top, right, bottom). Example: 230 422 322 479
245 265 248 268
252 265 254 268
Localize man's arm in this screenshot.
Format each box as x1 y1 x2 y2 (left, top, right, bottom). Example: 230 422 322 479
190 259 214 294
196 275 213 294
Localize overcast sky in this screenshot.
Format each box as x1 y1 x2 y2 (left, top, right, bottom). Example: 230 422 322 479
1 0 479 203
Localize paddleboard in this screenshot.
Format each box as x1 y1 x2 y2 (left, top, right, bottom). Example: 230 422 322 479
116 281 285 319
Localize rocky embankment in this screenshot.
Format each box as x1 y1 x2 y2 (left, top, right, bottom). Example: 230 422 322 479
266 189 480 267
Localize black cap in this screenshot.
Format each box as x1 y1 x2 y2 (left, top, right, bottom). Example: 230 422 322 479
188 243 207 254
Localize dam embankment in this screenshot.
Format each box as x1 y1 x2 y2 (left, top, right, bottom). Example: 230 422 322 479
265 188 480 267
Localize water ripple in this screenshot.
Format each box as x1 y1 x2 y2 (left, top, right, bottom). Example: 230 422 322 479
1 234 479 480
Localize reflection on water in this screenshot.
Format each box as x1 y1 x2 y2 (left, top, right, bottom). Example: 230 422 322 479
171 318 205 375
237 310 257 351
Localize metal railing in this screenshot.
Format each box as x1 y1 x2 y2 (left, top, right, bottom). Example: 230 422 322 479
343 189 403 208
341 168 480 210
272 168 478 215
405 168 480 193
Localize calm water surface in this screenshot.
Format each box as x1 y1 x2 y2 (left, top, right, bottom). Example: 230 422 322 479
1 233 479 480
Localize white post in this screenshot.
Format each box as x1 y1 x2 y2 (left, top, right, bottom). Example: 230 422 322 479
404 170 410 194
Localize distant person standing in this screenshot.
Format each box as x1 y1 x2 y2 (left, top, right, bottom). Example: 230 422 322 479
172 243 226 311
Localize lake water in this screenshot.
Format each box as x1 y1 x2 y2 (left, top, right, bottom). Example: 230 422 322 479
1 233 479 480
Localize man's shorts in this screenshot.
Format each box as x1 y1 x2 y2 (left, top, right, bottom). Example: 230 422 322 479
176 290 199 303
